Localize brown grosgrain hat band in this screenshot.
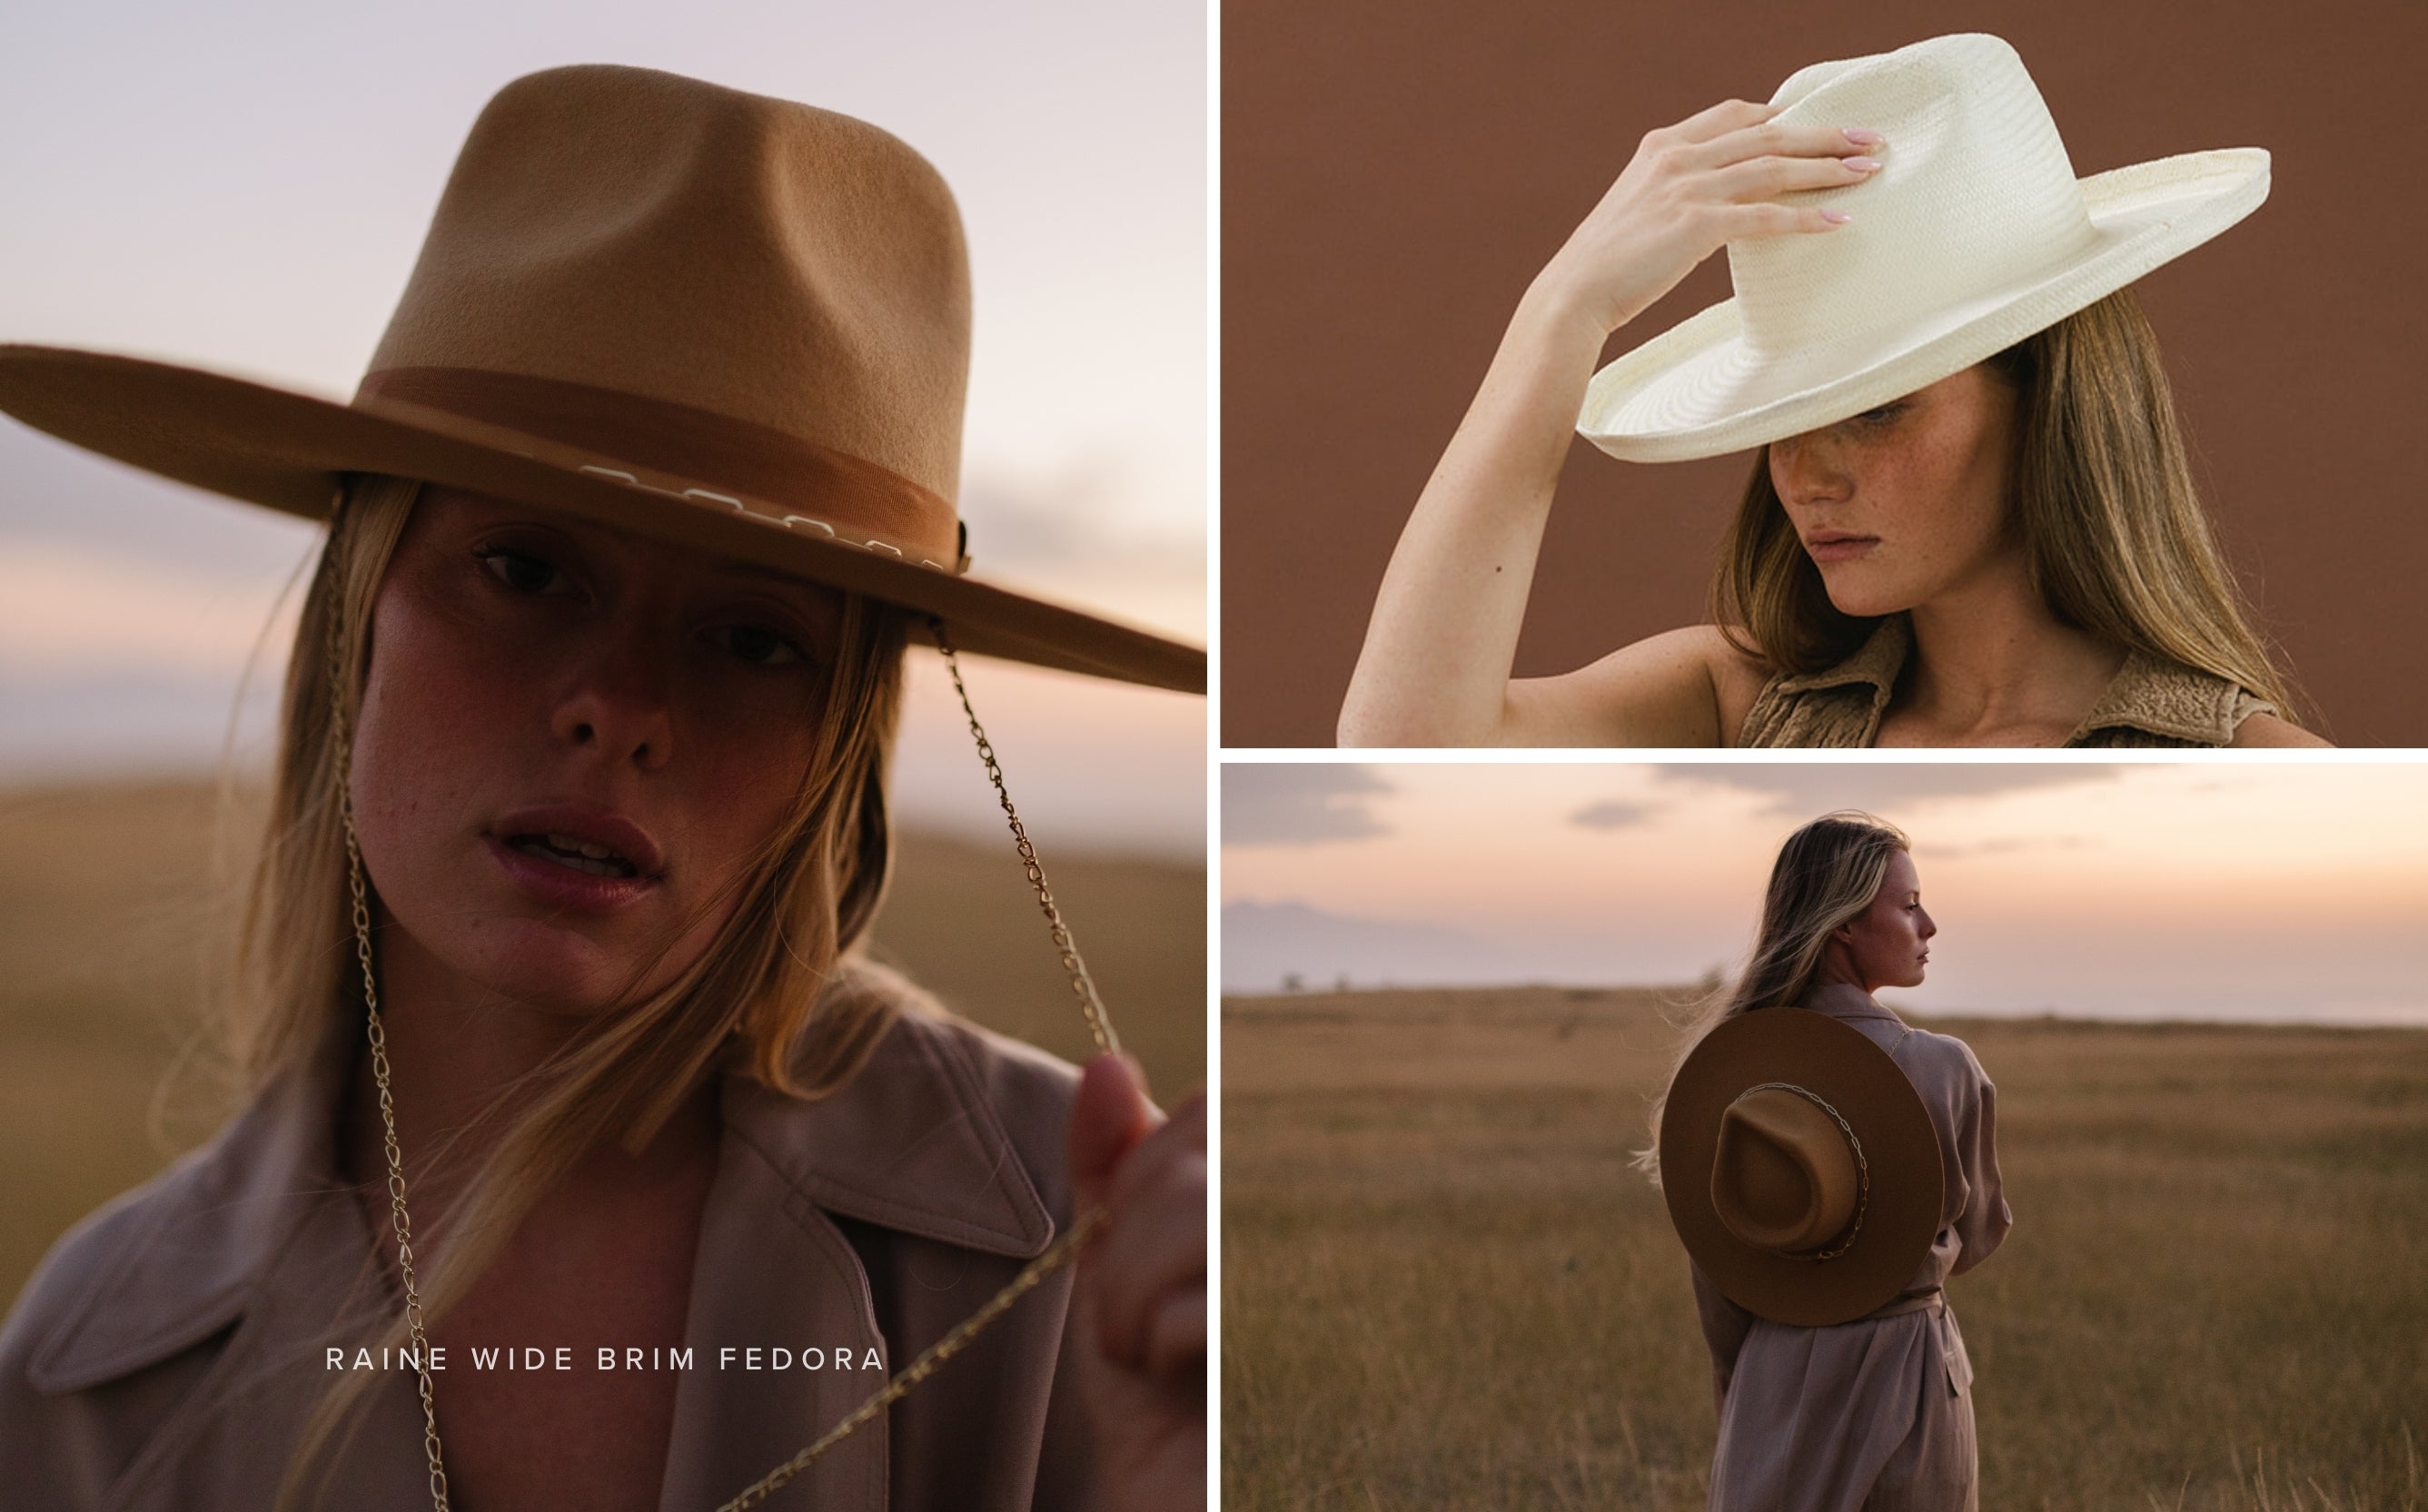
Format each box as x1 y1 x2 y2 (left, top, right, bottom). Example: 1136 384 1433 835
357 367 964 570
0 343 1203 691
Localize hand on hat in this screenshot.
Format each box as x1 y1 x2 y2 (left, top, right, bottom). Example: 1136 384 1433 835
1534 98 1880 339
1067 1053 1207 1510
1339 94 1885 747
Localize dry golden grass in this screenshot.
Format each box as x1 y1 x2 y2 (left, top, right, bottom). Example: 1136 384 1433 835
0 779 1203 1312
1224 986 2428 1512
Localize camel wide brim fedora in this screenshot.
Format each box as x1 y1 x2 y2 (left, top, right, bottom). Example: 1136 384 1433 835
1659 1006 1942 1327
1578 32 2270 465
0 64 1204 696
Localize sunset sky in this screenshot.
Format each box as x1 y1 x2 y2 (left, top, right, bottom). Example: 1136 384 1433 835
0 0 1204 855
1224 762 2428 1025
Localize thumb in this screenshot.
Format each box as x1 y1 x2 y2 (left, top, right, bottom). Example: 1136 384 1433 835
1068 1052 1157 1213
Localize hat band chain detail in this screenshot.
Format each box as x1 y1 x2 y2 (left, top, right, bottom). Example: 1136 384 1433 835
1741 1081 1870 1263
325 501 1120 1510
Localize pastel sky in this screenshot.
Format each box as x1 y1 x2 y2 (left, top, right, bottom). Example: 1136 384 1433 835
0 0 1204 855
1223 762 2428 1025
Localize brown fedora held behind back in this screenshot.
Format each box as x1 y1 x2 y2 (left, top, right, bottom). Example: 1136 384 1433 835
1660 1007 1943 1327
0 64 1204 693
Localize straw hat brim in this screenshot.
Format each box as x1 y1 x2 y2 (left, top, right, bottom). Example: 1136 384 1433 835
1580 147 2270 464
1659 1007 1944 1327
0 344 1204 695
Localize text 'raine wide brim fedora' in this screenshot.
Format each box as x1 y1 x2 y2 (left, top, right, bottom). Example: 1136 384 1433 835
1659 1006 1942 1327
1577 32 2270 465
0 64 1204 695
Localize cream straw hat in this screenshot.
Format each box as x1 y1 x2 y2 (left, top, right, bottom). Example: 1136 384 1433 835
1577 32 2270 464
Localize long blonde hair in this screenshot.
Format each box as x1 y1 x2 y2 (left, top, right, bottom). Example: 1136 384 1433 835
1710 286 2304 723
1632 810 1909 1183
256 475 913 1500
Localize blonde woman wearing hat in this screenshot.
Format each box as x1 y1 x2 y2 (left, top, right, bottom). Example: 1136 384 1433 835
0 67 1204 1512
1646 812 2010 1510
1339 33 2327 749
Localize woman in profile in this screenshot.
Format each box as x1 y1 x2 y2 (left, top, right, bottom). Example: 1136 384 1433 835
1338 33 2324 748
0 64 1204 1512
1644 811 2010 1509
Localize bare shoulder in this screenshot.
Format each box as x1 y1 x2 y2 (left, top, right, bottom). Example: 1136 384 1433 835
1505 625 1774 746
2228 712 2334 748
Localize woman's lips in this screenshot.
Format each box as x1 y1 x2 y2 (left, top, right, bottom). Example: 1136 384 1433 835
483 803 667 915
1804 531 1881 564
484 834 659 914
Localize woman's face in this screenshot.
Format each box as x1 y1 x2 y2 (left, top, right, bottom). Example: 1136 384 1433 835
349 485 846 1017
1831 849 1935 992
1766 363 2024 618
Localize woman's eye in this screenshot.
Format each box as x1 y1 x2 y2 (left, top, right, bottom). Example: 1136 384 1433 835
719 623 805 667
477 547 565 595
1858 403 1904 425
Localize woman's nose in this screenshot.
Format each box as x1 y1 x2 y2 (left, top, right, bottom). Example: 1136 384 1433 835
551 634 676 771
1771 430 1851 506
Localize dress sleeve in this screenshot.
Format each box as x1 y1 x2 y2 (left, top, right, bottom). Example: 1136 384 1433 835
1948 1042 2013 1277
1688 1260 1755 1411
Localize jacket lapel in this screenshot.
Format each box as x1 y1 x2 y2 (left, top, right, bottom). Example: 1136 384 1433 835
657 1006 1060 1512
25 1021 439 1510
29 996 1062 1512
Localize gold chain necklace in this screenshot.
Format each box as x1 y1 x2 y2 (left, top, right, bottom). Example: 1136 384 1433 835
325 593 1122 1511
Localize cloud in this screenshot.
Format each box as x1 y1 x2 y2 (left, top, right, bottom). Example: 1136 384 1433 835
1661 764 2121 816
1223 764 1394 845
956 463 1202 581
1570 797 1658 831
1918 835 2094 861
0 539 302 679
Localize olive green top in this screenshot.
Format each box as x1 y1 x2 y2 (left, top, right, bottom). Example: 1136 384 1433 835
1735 615 2275 748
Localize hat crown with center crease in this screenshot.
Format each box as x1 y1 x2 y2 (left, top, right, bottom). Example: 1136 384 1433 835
1577 31 2270 464
362 63 968 564
1710 1086 1860 1253
1734 34 2091 358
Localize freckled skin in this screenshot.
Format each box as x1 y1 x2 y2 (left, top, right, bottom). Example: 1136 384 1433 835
348 486 843 1020
1768 365 2023 619
1821 850 1937 992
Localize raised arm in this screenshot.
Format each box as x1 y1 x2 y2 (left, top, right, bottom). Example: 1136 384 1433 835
1336 99 1883 746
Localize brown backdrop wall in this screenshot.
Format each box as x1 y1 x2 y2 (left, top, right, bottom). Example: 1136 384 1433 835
1221 0 2427 746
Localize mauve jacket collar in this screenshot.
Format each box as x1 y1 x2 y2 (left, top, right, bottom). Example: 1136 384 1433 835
1798 982 1908 1027
23 992 1064 1511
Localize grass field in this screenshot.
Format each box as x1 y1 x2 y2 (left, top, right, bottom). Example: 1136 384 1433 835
1224 986 2428 1512
0 779 1203 1313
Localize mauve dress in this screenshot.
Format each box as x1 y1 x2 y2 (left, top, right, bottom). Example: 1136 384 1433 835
1689 985 2013 1512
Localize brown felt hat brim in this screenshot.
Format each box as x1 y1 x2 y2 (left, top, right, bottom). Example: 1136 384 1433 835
1659 1007 1943 1328
0 345 1205 696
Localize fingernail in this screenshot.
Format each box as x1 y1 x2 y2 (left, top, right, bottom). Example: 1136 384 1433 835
1821 209 1853 224
1842 127 1883 145
1845 156 1880 173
